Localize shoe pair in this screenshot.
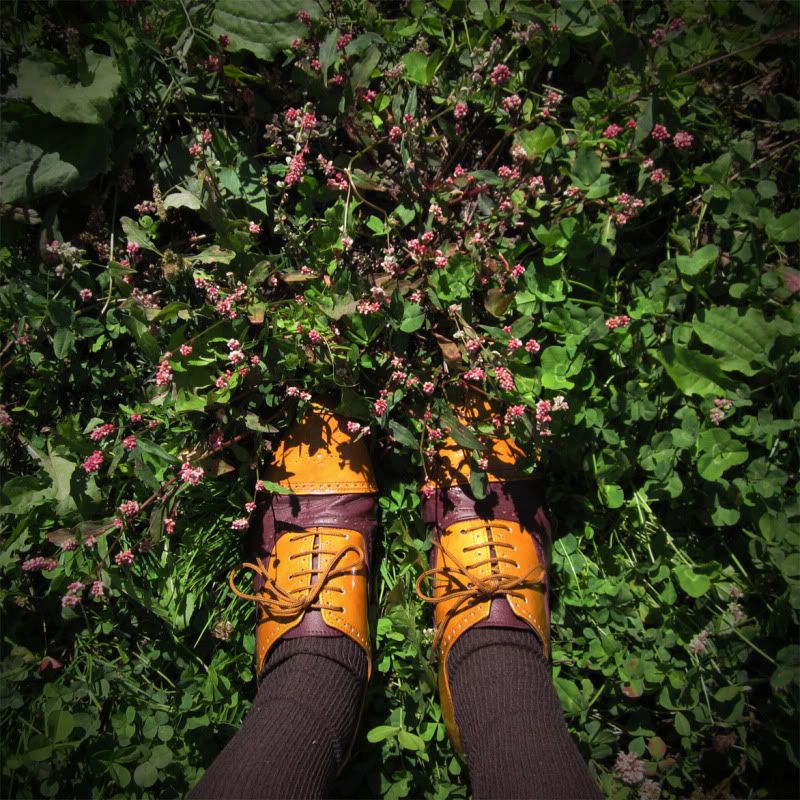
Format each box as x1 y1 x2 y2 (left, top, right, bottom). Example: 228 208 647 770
229 402 551 755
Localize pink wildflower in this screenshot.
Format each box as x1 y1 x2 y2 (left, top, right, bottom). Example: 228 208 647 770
180 462 204 486
131 413 142 423
82 450 104 474
90 580 105 598
255 480 266 493
115 549 135 566
218 34 230 48
639 780 661 800
245 502 257 513
508 338 523 353
490 64 511 86
122 435 137 451
454 102 468 120
501 94 522 113
389 126 403 143
164 517 176 535
690 629 710 654
61 538 78 551
495 367 515 391
79 288 93 301
606 314 631 330
463 367 486 383
422 382 435 395
603 123 623 138
673 130 694 149
119 500 139 518
249 221 261 235
374 398 388 416
90 423 116 442
231 518 249 531
180 344 193 356
525 339 541 354
650 168 666 184
307 329 323 344
614 751 645 785
651 124 670 141
155 360 173 387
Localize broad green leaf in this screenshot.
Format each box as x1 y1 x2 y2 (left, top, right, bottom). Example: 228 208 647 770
0 475 53 514
53 328 75 359
674 712 691 737
654 345 737 397
398 729 426 751
0 127 112 204
399 303 425 332
673 565 711 598
766 210 800 242
515 125 557 156
351 45 381 88
260 480 293 495
47 710 75 742
676 244 719 276
572 148 601 186
318 29 340 77
133 761 158 788
540 346 585 390
121 216 161 255
402 51 438 84
696 429 748 481
193 245 236 264
692 307 776 375
389 421 418 448
366 724 399 743
164 190 202 211
20 735 53 763
18 50 121 124
212 0 312 61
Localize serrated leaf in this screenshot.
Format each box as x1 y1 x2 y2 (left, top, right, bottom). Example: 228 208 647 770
654 345 737 398
212 0 312 61
692 307 776 375
0 127 112 204
163 189 202 210
18 50 121 124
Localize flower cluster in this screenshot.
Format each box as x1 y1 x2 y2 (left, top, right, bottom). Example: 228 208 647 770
606 314 631 330
82 450 104 474
90 423 116 442
61 581 84 608
22 556 58 572
180 462 204 486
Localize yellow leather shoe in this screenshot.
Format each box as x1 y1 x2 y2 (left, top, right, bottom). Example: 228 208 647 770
229 404 378 683
416 397 551 754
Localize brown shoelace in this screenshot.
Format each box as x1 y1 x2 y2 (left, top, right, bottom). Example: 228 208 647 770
230 530 366 616
416 522 546 650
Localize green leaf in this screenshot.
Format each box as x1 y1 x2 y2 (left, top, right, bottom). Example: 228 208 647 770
121 216 161 255
515 125 557 156
0 127 112 205
469 468 488 501
163 189 202 211
399 303 425 332
673 565 711 598
193 245 236 264
398 729 426 751
212 0 311 61
20 735 53 763
47 710 75 743
389 421 418 449
150 743 173 767
260 479 293 495
676 244 719 276
766 209 800 242
351 45 381 89
53 327 75 359
654 345 737 398
133 761 158 788
18 50 121 124
696 429 748 481
402 51 438 84
692 307 776 375
572 148 601 186
366 724 399 743
318 29 340 77
674 711 691 737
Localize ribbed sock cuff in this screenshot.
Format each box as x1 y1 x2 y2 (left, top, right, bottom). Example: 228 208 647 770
447 627 601 800
191 636 368 800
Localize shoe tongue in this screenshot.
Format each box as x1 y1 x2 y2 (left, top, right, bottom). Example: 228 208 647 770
251 493 377 574
421 481 551 543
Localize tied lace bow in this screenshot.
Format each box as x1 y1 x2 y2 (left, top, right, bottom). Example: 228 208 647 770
415 523 546 650
229 530 366 617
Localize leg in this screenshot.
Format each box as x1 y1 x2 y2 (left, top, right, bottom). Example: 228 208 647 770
190 637 367 800
448 628 601 800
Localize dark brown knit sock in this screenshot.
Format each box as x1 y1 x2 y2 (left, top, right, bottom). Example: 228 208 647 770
190 636 367 800
448 627 602 800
